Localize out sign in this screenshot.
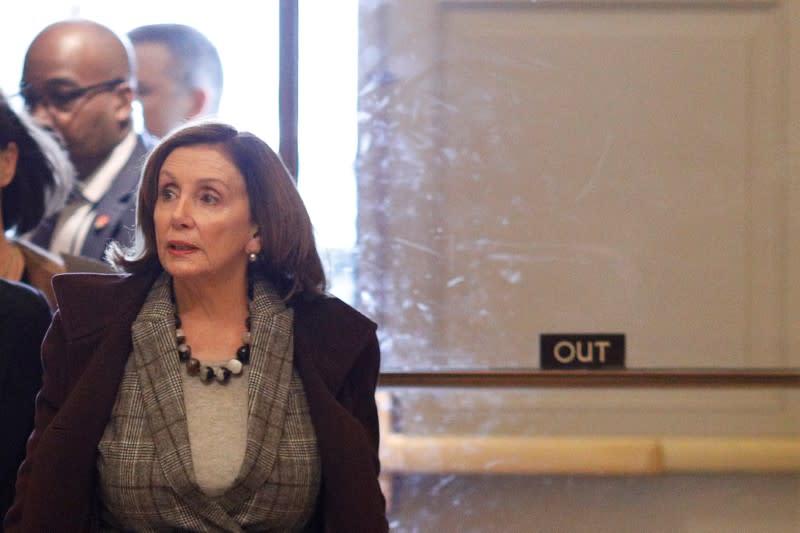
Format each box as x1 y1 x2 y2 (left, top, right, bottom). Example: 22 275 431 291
540 334 625 369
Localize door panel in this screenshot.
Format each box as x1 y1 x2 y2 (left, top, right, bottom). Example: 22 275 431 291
358 0 798 425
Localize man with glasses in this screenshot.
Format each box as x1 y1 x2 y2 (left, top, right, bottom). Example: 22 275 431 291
20 19 153 261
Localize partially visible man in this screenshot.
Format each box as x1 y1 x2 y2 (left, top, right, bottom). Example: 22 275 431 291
128 24 223 138
21 19 152 261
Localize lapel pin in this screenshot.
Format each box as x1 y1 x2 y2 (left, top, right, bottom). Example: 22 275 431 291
94 213 110 231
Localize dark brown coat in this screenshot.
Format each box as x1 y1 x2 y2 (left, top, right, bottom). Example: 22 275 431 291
4 271 387 532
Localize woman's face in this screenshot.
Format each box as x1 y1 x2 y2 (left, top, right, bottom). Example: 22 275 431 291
153 144 260 284
0 142 19 189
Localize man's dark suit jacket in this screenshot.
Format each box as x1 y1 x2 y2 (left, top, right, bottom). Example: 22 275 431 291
0 280 50 530
4 271 388 532
30 135 151 261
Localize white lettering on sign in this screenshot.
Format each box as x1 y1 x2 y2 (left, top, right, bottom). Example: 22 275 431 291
553 340 612 364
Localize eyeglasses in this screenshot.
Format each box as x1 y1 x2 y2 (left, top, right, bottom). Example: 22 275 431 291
16 78 126 113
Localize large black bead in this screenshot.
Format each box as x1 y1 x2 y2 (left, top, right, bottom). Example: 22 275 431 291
236 345 250 364
178 343 191 361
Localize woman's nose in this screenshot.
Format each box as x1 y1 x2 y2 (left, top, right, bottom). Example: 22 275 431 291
170 198 194 227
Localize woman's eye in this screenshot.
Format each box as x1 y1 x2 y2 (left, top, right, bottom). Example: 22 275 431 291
201 192 220 205
159 187 177 201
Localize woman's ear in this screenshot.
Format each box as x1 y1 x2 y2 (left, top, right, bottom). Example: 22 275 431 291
0 142 19 188
246 226 262 255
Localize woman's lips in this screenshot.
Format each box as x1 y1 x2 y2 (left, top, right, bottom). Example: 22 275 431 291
167 241 199 255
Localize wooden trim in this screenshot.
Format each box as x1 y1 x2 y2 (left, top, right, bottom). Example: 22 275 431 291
375 392 800 475
663 438 800 471
380 434 800 474
382 434 664 474
379 369 800 388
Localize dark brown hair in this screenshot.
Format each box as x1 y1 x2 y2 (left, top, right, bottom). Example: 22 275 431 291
0 93 56 233
108 121 326 299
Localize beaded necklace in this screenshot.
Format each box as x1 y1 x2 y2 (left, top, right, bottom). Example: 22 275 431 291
170 279 252 384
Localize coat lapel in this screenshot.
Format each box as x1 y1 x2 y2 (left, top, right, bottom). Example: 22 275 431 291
129 276 242 532
130 278 194 493
20 276 149 532
223 281 295 503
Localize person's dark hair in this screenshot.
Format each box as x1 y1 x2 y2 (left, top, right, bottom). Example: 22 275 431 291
108 121 326 300
128 24 223 112
0 93 62 233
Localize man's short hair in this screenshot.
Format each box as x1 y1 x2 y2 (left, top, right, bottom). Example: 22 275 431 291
128 24 223 112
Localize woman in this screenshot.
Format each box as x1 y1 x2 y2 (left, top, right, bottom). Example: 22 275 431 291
0 91 70 527
0 91 73 308
5 122 387 532
0 278 51 527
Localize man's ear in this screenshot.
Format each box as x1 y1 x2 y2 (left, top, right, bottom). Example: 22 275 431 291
0 142 19 188
113 83 136 123
187 88 208 120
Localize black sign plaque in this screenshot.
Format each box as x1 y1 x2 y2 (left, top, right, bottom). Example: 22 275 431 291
540 333 625 369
